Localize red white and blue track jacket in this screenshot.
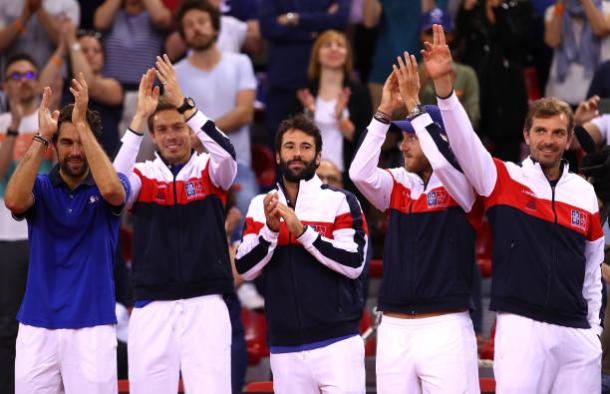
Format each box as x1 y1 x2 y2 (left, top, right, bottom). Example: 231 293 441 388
438 91 604 333
235 175 368 347
349 116 483 315
113 111 237 301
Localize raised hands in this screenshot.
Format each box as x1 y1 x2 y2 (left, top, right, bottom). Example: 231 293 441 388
155 54 184 108
421 24 453 97
137 69 160 119
393 52 421 113
264 191 281 232
297 89 316 114
335 87 351 119
69 72 89 128
38 87 60 140
575 95 600 126
378 71 402 116
277 203 305 237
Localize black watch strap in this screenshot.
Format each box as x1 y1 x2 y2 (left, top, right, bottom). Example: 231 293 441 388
6 128 18 137
177 97 195 114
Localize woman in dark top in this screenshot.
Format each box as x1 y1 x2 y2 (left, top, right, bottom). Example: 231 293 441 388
293 30 372 178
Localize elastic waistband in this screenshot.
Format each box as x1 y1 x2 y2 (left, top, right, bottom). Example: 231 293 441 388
382 311 470 327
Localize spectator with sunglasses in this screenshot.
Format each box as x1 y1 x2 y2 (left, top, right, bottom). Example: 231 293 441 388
0 0 80 81
0 53 54 394
40 21 123 158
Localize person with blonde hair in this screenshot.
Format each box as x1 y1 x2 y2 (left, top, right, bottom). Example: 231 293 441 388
294 29 371 177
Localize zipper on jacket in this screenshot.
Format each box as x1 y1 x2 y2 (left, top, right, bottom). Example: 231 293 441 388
285 193 304 344
173 172 185 287
544 183 558 307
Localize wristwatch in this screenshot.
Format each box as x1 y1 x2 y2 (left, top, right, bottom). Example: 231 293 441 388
177 97 196 114
408 104 427 119
286 12 296 24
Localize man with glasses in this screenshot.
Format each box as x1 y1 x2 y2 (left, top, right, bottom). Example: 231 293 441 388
0 53 53 393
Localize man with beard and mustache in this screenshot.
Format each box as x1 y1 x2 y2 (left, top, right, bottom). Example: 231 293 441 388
236 114 368 394
174 0 258 229
425 24 604 393
4 74 129 393
113 57 237 393
0 53 54 393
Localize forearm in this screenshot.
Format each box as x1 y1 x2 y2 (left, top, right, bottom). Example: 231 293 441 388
544 9 563 48
35 8 60 45
94 0 121 31
298 226 366 279
188 110 237 190
215 106 254 133
0 135 16 181
0 19 24 52
4 139 46 213
362 0 382 28
235 227 278 280
39 48 64 91
142 0 172 29
582 0 608 37
78 123 125 205
348 118 393 211
436 91 497 197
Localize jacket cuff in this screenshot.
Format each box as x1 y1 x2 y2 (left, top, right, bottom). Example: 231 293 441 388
121 128 144 147
297 225 318 247
260 225 279 243
367 118 391 137
186 110 211 134
411 113 434 134
436 90 460 110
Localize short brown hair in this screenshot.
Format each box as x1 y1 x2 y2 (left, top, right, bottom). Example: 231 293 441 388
54 104 102 144
147 98 180 132
524 97 574 135
307 30 353 81
176 0 221 40
275 114 323 155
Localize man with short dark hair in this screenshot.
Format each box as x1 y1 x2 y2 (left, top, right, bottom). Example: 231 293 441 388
5 74 129 393
236 113 368 394
113 56 237 394
0 53 54 393
425 24 604 393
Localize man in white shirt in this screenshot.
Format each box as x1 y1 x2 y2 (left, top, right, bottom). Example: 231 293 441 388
174 0 258 221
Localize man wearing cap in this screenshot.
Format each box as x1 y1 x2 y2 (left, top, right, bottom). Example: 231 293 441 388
418 7 480 130
349 53 482 393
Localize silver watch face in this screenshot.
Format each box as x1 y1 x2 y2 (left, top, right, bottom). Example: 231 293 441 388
186 97 195 108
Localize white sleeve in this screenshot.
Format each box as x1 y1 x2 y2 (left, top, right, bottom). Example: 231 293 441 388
113 130 143 209
411 113 477 212
296 193 367 279
348 118 395 211
584 236 604 335
235 199 279 280
437 91 498 197
187 110 237 191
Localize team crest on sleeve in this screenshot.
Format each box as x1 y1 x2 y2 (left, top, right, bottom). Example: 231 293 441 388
571 209 588 231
